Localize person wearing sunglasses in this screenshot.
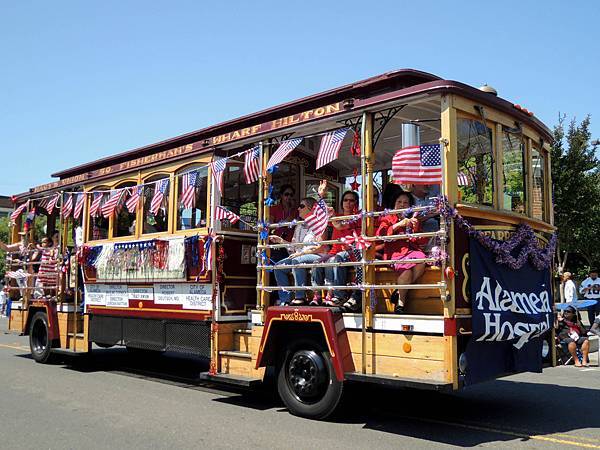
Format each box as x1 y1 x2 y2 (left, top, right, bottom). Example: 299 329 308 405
269 184 298 262
269 193 329 306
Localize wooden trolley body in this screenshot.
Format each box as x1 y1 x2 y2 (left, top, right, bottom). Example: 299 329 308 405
6 69 555 418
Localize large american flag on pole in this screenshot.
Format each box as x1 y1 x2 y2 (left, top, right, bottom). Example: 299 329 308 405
10 201 28 222
243 146 261 184
316 128 348 169
304 198 329 236
266 138 302 171
126 186 142 213
150 179 169 215
62 193 74 218
209 158 227 195
180 171 198 209
102 189 124 218
214 206 240 225
89 193 104 217
73 193 85 220
392 144 442 185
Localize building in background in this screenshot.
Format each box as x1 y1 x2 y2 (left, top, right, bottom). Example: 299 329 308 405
0 196 13 218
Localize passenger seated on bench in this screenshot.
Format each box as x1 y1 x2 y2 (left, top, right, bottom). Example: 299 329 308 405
376 192 426 314
556 306 590 367
269 193 328 307
311 190 361 309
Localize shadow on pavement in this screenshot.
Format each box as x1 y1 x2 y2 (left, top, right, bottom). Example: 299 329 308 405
58 348 600 446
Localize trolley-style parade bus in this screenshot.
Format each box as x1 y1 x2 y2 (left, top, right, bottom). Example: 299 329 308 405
4 69 556 419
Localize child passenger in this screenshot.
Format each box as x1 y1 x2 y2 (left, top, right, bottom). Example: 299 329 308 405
376 192 426 314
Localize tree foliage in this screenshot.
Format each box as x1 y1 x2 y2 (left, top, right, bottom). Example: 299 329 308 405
551 115 600 273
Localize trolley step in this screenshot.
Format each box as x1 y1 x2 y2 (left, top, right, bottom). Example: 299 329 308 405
219 350 251 359
199 372 262 388
345 372 453 392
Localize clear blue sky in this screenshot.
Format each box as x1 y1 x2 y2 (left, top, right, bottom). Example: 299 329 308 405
1 0 598 196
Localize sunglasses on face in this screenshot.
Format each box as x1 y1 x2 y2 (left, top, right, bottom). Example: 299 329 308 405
299 204 306 209
283 192 293 197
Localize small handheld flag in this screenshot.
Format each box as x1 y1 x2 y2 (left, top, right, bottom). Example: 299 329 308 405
304 198 329 236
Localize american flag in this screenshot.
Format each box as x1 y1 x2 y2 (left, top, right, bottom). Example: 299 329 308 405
102 189 124 218
209 158 227 195
316 128 348 169
392 144 442 185
266 137 302 171
126 186 142 213
304 198 329 236
180 171 198 209
243 146 261 183
214 206 240 225
45 193 60 214
62 193 74 218
10 201 28 222
457 171 472 186
89 193 104 217
150 179 169 215
73 193 85 220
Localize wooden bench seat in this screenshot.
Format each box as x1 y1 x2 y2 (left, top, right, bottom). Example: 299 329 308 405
373 266 443 315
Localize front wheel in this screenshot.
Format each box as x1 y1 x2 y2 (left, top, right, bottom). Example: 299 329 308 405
277 345 343 419
29 311 54 364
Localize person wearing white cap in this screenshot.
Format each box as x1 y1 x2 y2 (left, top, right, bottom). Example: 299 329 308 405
562 272 577 303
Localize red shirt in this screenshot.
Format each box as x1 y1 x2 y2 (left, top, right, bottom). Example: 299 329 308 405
270 203 298 242
330 217 362 255
376 214 423 260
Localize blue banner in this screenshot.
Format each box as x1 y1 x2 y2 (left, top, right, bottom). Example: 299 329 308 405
465 239 553 385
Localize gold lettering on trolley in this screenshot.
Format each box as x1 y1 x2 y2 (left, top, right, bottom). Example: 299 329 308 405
212 125 262 145
280 309 313 322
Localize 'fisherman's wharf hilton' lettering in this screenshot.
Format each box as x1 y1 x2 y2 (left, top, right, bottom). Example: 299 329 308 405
474 276 552 349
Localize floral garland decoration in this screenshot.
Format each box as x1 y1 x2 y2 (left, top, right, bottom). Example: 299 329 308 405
435 197 556 270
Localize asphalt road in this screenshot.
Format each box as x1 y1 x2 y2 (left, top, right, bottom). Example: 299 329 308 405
1 316 599 450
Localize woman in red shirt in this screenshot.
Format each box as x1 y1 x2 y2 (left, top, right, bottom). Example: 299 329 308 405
376 192 426 314
311 190 361 308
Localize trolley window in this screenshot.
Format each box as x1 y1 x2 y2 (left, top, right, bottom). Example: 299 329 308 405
531 147 546 220
142 174 170 234
114 181 138 237
457 118 494 206
501 130 526 214
176 165 209 230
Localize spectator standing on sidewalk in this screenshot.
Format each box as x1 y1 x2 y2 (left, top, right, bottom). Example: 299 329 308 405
563 272 578 303
0 280 6 317
579 269 600 324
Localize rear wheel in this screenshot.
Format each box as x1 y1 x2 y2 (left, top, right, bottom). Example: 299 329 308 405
277 342 343 419
29 312 53 364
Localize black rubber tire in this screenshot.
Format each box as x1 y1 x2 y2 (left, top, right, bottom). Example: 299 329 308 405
277 341 343 419
29 312 53 364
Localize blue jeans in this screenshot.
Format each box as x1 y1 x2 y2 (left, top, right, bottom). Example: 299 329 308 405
312 251 360 301
274 253 324 302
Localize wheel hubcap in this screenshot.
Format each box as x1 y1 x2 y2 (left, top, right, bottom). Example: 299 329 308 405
32 320 47 354
287 350 328 402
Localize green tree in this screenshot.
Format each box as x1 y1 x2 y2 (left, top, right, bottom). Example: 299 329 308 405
551 115 600 273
